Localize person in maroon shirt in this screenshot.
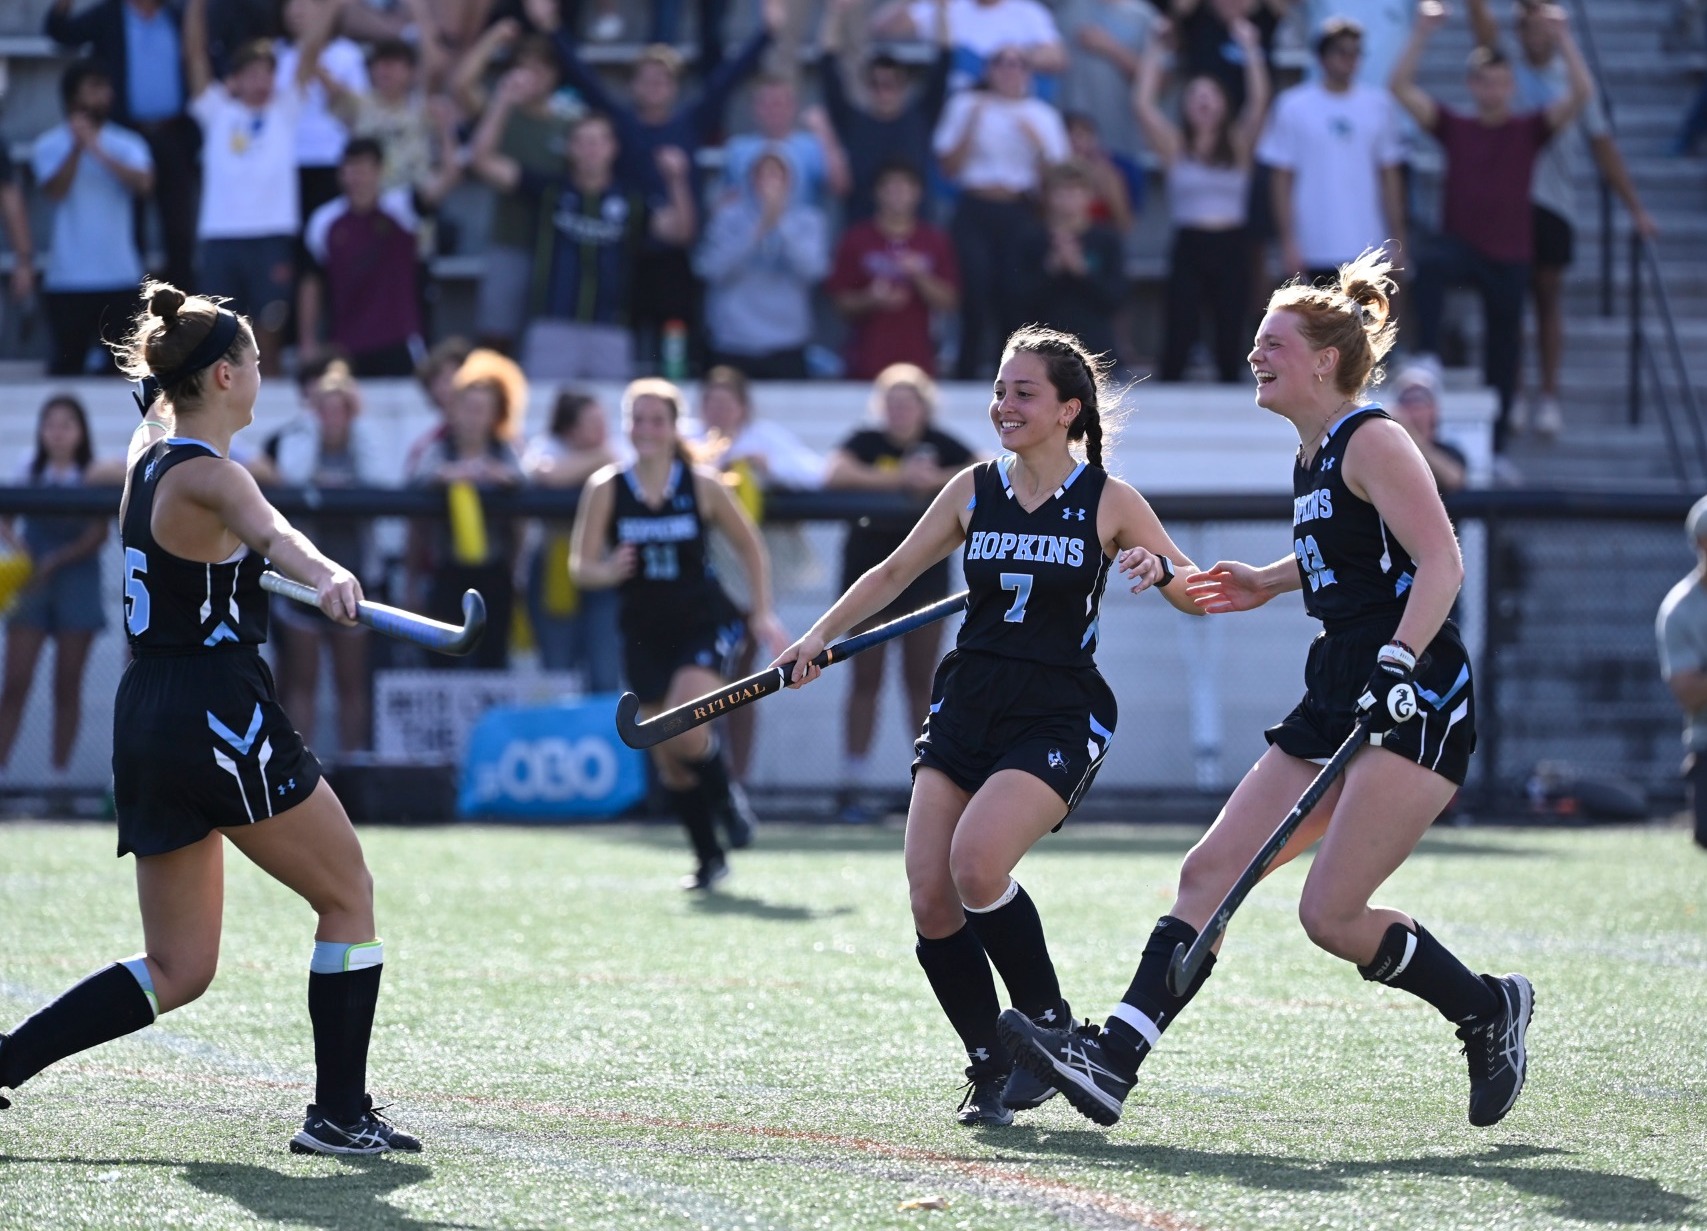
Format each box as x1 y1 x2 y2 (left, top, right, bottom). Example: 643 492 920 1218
1389 0 1588 452
827 161 960 380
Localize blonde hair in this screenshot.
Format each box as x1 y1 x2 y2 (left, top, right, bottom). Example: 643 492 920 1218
451 348 528 442
311 359 362 415
112 280 255 409
870 363 937 418
1264 249 1399 398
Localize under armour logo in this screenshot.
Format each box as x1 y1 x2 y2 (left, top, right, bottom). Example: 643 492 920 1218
971 1047 989 1062
1062 507 1086 521
144 460 159 481
1322 457 1337 472
277 778 296 796
1040 1008 1058 1023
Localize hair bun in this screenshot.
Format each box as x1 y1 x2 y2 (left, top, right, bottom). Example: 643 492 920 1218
149 286 187 324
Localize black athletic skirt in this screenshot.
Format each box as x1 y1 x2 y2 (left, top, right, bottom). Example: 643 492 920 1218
913 648 1117 817
1265 617 1476 786
621 605 747 705
112 647 322 857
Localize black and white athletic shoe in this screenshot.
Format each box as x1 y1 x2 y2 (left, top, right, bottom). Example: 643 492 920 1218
955 1068 1015 1127
290 1096 422 1155
1458 972 1534 1127
997 1008 1133 1127
1000 1004 1077 1110
0 1032 10 1109
679 858 730 892
720 783 757 850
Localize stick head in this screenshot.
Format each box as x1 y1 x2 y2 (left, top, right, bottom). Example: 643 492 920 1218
1165 939 1191 998
614 692 647 749
454 588 488 653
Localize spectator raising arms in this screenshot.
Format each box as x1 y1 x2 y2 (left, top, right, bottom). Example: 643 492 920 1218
183 0 337 372
874 0 1068 91
1390 0 1589 453
1466 0 1656 440
1135 16 1269 382
827 162 960 380
452 26 574 354
694 152 830 381
32 60 155 376
1055 0 1162 168
472 87 695 382
934 46 1070 378
1259 18 1406 287
45 0 199 288
819 0 953 224
303 135 460 376
0 395 114 785
1024 161 1129 365
1164 0 1289 113
721 76 851 211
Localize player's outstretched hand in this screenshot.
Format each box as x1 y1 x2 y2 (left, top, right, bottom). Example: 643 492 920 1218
771 634 826 689
1116 545 1172 594
1185 560 1270 613
318 567 364 624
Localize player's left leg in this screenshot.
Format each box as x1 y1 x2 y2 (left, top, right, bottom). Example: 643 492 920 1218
647 663 738 887
226 780 419 1154
0 834 224 1109
1301 749 1532 1127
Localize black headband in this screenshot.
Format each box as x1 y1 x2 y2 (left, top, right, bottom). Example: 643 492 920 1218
133 308 242 417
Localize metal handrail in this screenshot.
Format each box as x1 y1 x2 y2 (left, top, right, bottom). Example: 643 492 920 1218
1628 234 1707 485
1562 0 1619 316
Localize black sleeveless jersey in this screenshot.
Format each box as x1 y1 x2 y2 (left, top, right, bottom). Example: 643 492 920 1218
608 460 730 630
958 458 1110 668
120 437 270 653
1291 406 1415 631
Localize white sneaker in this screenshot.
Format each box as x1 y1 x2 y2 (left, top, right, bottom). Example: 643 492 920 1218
1534 396 1563 439
1505 397 1529 437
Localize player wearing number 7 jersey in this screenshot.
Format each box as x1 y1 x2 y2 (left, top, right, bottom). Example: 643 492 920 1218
773 327 1203 1127
572 379 789 891
0 282 419 1155
999 251 1534 1134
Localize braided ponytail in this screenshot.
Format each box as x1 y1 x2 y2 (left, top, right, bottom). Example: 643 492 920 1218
999 325 1119 469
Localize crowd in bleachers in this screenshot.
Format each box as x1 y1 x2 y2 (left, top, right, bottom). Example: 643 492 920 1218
0 0 1664 441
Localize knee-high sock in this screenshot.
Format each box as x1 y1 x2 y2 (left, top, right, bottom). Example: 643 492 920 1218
0 960 156 1093
1100 916 1218 1080
685 740 734 815
915 925 1008 1073
962 881 1064 1023
665 784 723 866
308 941 384 1125
1360 922 1500 1025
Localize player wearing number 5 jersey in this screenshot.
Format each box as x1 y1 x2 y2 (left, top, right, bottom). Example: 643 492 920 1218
572 379 788 891
1000 252 1534 1134
774 327 1204 1127
0 282 419 1155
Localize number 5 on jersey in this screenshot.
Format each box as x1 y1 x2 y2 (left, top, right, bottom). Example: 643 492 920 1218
124 546 151 635
1294 535 1336 592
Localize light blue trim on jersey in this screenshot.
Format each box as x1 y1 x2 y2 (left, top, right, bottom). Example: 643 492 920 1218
1087 713 1114 744
997 455 1087 501
208 704 264 756
120 955 159 1019
165 435 222 455
1415 664 1470 711
622 460 684 503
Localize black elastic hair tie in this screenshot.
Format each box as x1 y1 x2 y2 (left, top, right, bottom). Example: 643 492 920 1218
134 308 241 418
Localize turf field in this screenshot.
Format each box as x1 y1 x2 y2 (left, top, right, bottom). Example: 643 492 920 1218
0 818 1703 1231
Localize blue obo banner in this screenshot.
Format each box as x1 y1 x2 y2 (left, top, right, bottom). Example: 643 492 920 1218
459 697 647 820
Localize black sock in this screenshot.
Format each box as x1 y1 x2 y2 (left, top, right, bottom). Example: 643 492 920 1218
915 926 1007 1074
962 882 1063 1022
665 784 723 867
1360 922 1499 1024
0 963 155 1092
308 964 383 1124
686 741 734 815
1100 916 1218 1079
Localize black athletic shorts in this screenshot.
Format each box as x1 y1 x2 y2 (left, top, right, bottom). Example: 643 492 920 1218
622 610 747 704
913 648 1117 817
112 648 322 857
1533 204 1574 270
1265 617 1476 786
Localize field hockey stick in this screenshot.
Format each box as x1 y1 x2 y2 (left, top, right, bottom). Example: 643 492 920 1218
614 590 968 750
1166 715 1373 996
261 571 487 656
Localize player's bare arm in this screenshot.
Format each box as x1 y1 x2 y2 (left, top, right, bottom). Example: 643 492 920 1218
568 468 636 589
695 466 788 657
1102 478 1203 615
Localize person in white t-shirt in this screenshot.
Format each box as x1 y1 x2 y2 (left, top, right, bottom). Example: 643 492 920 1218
934 46 1070 377
1304 0 1413 89
1259 19 1406 286
182 0 335 372
876 0 1067 91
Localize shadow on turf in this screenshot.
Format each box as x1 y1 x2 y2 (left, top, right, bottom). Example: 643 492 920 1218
0 1155 496 1231
689 891 854 922
986 1134 1697 1225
